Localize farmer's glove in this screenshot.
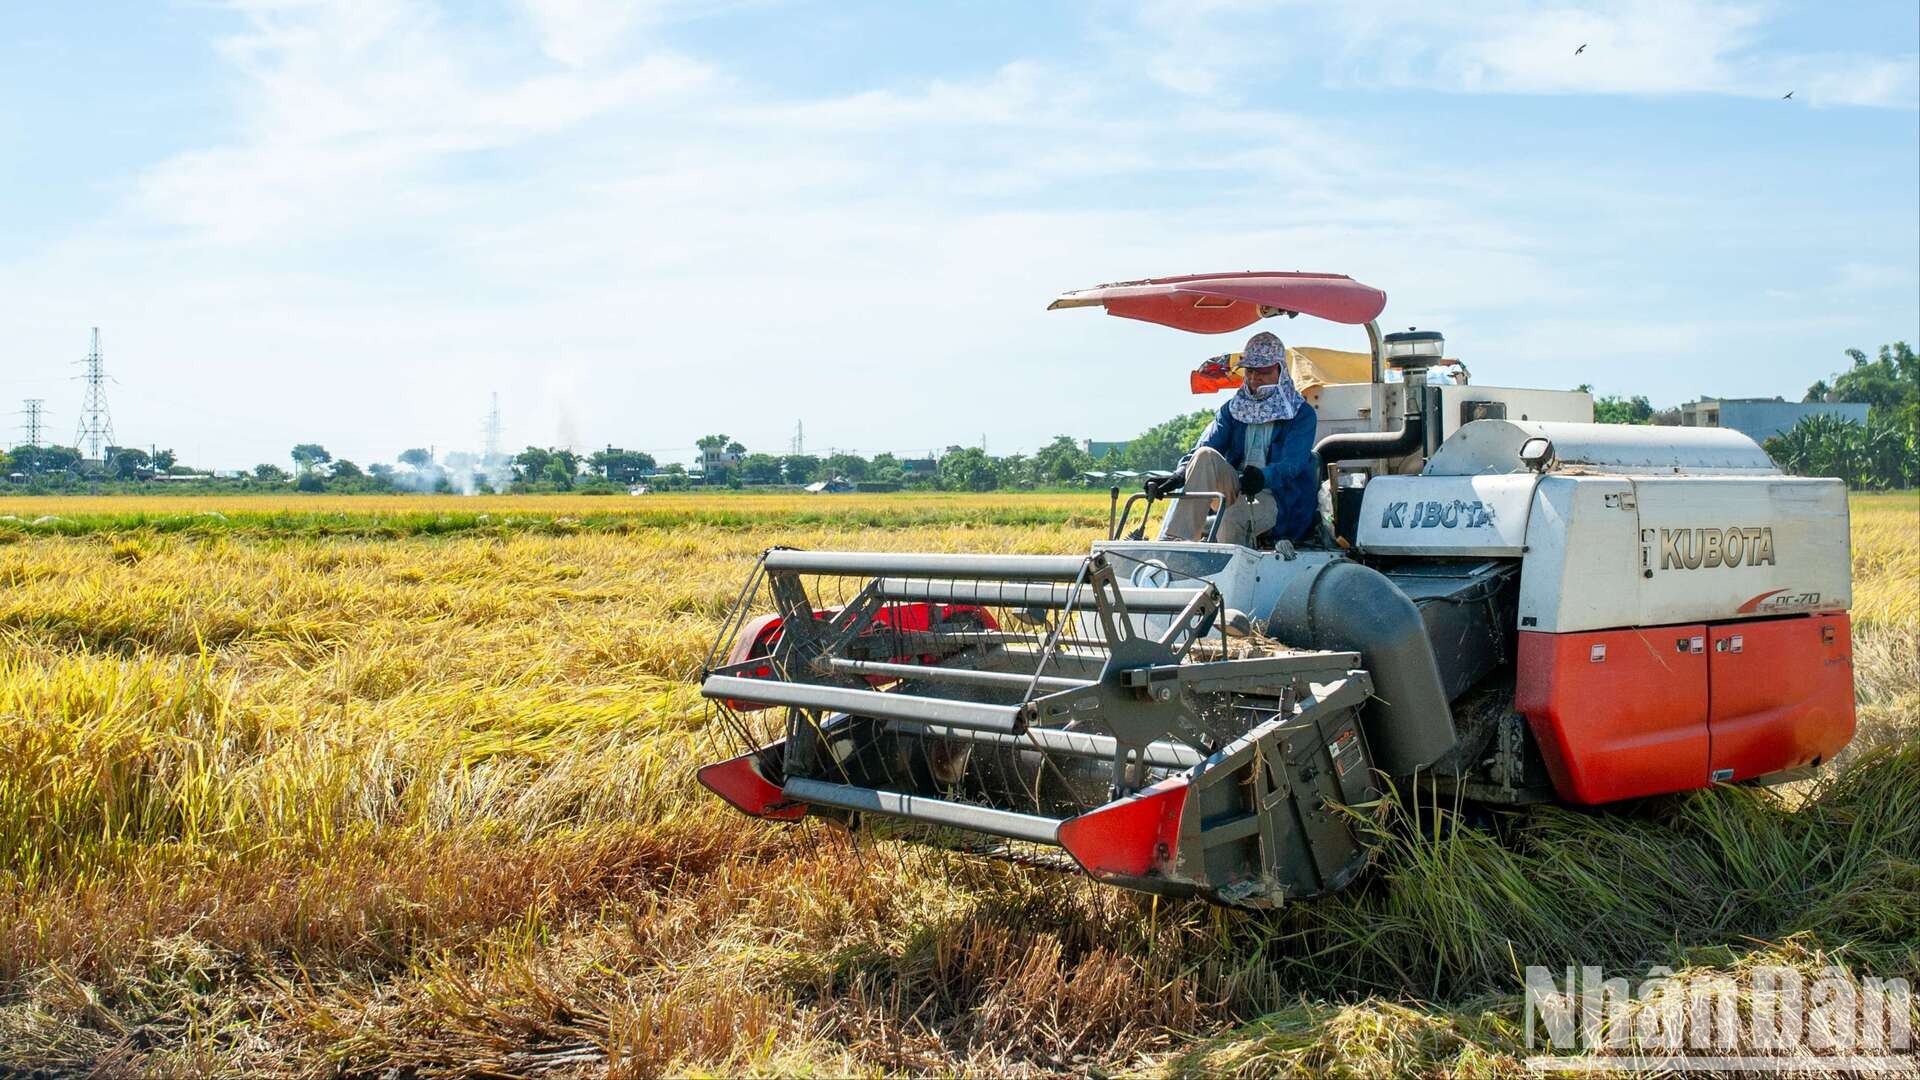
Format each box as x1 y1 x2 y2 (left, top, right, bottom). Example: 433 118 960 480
1144 472 1184 499
1240 466 1266 499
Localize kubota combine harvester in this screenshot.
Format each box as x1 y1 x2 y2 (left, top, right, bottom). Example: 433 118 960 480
696 271 1855 907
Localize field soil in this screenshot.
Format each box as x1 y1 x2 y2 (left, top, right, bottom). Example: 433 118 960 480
0 492 1914 1077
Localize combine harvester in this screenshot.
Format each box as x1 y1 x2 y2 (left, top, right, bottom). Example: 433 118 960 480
696 272 1855 907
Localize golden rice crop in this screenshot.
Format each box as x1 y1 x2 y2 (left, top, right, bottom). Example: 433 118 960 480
0 491 1913 1076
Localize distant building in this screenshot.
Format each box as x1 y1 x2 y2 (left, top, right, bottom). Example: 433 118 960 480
698 446 741 472
899 457 937 479
1083 440 1130 460
1679 397 1870 443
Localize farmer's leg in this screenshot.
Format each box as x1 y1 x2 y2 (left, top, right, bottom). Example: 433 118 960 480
1214 490 1279 547
1158 446 1240 541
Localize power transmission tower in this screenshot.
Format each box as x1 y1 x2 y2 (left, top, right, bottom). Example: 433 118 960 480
483 392 503 466
480 392 507 491
73 328 114 461
791 420 804 455
21 399 45 449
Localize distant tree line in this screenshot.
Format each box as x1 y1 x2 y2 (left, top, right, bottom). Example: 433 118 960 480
5 345 1912 493
1766 342 1918 489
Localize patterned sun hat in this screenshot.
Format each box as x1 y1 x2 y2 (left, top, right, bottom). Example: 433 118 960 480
1240 331 1287 369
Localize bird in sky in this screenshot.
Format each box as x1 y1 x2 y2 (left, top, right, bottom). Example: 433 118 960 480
1782 90 1794 99
1574 43 1587 55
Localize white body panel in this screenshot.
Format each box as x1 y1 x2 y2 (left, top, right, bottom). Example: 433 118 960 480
1516 474 1851 633
1516 476 1643 632
1628 476 1851 624
1430 385 1594 442
1339 418 1849 633
1314 384 1593 475
1425 419 1776 477
1355 474 1538 556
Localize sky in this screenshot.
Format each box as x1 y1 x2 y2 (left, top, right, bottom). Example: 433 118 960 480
1 0 1916 471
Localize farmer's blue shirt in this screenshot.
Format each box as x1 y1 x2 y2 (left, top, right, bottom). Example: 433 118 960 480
1179 401 1319 543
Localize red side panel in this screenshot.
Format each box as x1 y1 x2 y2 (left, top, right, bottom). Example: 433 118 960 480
1707 614 1854 781
696 749 805 821
1057 778 1188 879
1516 627 1710 804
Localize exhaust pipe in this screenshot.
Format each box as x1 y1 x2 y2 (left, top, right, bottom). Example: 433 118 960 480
1314 378 1426 466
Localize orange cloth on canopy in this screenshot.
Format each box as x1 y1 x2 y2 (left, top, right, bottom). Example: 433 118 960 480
1190 346 1374 394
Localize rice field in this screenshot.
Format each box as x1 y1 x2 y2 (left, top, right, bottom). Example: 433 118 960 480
0 490 1913 1076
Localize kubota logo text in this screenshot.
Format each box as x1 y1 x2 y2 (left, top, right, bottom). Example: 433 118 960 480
1651 527 1776 570
1379 499 1497 529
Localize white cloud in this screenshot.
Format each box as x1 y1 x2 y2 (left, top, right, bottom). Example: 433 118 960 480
132 0 713 242
0 0 1909 470
514 0 649 67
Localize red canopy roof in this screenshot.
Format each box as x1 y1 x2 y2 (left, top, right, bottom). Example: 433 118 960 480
1047 271 1386 334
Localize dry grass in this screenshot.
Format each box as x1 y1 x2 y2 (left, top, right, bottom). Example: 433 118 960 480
0 490 1913 1076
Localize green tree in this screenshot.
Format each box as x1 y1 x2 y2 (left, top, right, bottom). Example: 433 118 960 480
512 446 552 482
653 462 690 490
398 448 433 471
1119 410 1213 473
781 454 822 484
1576 385 1655 424
822 452 868 481
738 453 784 484
1033 435 1092 484
587 449 657 483
1830 343 1919 417
997 453 1033 488
543 459 575 490
291 443 332 475
1765 412 1918 490
938 446 997 491
1809 342 1920 438
12 445 81 475
330 459 364 481
868 452 903 484
254 463 288 481
105 446 151 480
151 448 177 471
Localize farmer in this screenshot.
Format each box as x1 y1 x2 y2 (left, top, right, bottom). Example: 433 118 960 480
1148 330 1318 547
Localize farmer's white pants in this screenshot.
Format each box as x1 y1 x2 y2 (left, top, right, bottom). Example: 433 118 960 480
1157 446 1277 547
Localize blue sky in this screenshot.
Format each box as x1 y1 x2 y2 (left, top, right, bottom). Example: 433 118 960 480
2 1 1915 470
